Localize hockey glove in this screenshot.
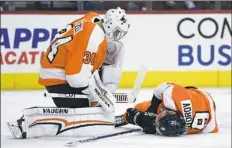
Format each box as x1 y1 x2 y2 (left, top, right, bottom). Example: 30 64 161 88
125 108 157 134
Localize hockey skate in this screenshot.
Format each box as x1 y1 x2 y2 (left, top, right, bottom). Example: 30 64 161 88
7 116 27 139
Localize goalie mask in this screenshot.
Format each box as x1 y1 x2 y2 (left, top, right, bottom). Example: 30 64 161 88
155 109 186 136
102 7 130 41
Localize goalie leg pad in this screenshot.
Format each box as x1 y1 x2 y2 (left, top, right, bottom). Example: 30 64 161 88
8 107 114 139
88 70 115 112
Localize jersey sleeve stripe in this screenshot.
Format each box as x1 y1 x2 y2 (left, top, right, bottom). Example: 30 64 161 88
40 67 66 80
86 24 105 53
162 85 177 111
153 82 172 100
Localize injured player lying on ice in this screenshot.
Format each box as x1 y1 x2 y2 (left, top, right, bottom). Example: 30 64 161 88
117 82 219 136
7 7 130 139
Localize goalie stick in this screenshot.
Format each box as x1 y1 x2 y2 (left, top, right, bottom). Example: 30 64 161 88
64 128 142 147
44 66 147 103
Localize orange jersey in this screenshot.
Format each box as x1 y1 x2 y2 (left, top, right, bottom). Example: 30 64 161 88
39 12 107 86
135 83 218 134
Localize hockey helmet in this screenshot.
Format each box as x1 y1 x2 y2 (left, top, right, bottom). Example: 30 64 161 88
155 109 186 136
102 7 130 41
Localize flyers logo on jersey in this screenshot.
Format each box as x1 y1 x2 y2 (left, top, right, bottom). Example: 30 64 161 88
181 100 193 129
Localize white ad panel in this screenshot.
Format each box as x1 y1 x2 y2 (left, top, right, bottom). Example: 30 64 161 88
1 14 231 73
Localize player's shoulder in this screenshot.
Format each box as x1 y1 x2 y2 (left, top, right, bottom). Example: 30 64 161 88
160 82 186 94
171 83 189 99
85 11 100 18
72 18 105 40
72 11 101 26
70 12 105 44
160 83 191 112
83 12 102 24
162 82 189 102
82 12 104 35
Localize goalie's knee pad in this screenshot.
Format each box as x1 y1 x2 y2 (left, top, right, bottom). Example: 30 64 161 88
8 107 114 139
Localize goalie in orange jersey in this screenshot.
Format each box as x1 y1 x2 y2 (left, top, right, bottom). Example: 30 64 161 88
39 7 130 108
116 82 219 136
8 7 130 139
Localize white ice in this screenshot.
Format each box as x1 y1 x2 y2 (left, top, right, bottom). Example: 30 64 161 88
1 88 231 148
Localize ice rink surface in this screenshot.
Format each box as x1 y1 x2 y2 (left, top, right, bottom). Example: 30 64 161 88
1 88 231 148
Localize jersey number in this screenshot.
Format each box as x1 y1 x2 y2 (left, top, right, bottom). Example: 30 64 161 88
47 24 73 63
191 112 209 130
83 51 96 65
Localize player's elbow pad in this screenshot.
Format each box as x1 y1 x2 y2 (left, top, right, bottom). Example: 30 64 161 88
66 65 92 88
153 82 172 99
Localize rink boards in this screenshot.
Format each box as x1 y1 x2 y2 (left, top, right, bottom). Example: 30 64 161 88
1 11 231 89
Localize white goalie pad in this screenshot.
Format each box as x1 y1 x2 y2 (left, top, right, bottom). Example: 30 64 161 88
101 65 122 93
20 107 114 138
88 70 115 112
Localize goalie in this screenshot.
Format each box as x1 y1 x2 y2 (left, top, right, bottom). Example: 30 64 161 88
119 82 219 136
7 7 130 139
40 7 129 109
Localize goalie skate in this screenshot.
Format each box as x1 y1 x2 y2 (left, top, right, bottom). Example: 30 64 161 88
7 117 26 139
